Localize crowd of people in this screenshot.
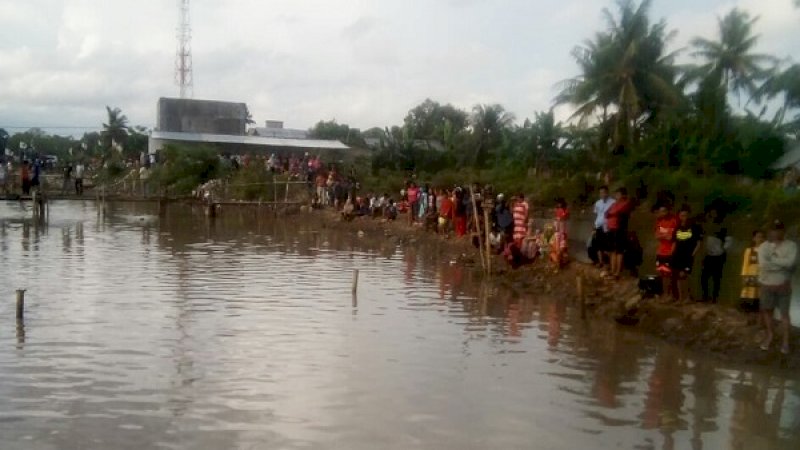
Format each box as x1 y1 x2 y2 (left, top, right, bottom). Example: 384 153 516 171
0 158 46 196
587 187 797 355
0 156 94 197
331 179 639 275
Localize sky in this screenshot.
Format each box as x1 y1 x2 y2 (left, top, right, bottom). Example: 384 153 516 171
0 0 797 136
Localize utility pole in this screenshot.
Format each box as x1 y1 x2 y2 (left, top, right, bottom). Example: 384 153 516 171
175 0 194 98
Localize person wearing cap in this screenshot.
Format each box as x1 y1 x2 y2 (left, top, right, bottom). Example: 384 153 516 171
758 220 797 354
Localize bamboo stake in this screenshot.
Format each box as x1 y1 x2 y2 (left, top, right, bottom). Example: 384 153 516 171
469 187 486 272
577 269 586 320
16 289 25 320
352 269 359 295
483 206 492 275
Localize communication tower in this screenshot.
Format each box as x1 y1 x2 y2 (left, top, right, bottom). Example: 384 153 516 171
175 0 193 98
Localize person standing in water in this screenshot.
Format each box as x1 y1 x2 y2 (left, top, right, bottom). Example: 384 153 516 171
758 220 797 355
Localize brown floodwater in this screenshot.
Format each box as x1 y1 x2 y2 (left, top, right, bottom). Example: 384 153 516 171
0 201 798 450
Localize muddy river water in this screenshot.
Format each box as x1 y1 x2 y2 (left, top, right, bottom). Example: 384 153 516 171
0 201 798 449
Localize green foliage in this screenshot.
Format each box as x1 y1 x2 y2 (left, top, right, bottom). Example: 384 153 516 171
556 0 680 154
227 164 279 201
150 144 226 195
689 9 774 103
404 98 468 145
309 119 366 147
101 106 129 159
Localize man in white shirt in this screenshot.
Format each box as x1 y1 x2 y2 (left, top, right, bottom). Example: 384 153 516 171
592 186 615 268
758 220 798 355
74 162 85 195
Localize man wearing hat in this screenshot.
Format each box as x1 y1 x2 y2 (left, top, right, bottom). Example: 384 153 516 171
758 220 797 354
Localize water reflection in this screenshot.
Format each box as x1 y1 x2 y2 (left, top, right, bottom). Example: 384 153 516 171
0 201 798 450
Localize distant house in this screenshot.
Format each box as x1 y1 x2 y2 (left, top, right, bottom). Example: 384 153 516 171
157 97 248 135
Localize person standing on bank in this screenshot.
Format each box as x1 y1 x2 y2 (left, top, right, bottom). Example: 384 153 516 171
672 206 703 302
701 210 733 303
740 230 765 313
758 220 797 355
593 186 615 269
605 187 634 279
655 204 678 299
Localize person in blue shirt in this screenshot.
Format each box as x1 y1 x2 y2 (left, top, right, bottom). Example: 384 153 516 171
592 186 615 268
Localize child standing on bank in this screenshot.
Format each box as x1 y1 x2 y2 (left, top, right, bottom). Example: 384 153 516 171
739 230 765 313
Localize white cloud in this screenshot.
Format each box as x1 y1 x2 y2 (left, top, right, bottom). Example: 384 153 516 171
0 0 796 136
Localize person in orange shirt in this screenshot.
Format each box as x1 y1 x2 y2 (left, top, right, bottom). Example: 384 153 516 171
438 189 454 235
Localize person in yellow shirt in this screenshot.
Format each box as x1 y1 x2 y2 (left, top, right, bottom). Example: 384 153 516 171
740 230 765 312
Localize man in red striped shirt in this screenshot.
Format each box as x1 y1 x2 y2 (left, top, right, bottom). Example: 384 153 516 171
512 193 529 245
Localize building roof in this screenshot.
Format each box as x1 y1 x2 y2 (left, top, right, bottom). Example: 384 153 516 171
150 130 350 150
250 127 310 139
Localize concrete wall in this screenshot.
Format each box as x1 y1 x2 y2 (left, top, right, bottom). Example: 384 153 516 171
157 98 248 135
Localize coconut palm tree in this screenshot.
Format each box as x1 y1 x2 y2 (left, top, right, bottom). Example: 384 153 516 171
102 106 129 153
556 0 680 155
690 9 775 103
756 64 800 124
470 104 515 166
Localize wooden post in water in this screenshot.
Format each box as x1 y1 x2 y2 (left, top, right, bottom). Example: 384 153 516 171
483 206 492 275
577 269 586 320
31 190 39 218
352 269 359 295
16 289 25 320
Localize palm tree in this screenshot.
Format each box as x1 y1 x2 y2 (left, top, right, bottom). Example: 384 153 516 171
756 64 800 124
556 0 680 155
470 104 515 166
690 9 774 103
102 106 129 153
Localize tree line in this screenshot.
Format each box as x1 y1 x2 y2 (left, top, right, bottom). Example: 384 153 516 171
310 0 799 184
1 106 149 164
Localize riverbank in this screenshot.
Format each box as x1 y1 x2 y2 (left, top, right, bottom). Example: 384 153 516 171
312 208 800 370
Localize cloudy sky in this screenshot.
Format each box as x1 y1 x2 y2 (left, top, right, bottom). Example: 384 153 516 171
0 0 797 136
